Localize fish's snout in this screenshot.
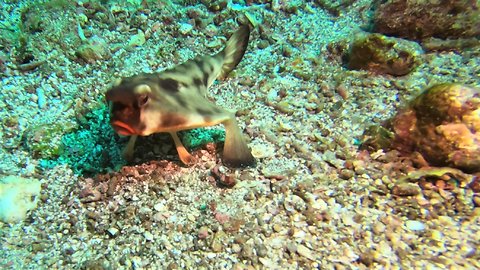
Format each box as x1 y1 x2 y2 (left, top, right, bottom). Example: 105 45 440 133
111 120 136 136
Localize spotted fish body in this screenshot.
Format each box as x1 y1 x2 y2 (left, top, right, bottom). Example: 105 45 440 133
106 25 255 168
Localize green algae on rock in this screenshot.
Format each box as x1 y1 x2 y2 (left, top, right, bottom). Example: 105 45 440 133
346 33 422 76
24 121 76 159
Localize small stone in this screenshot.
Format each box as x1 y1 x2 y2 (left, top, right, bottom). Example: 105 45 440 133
257 39 269 49
392 183 421 196
32 243 46 252
469 176 480 192
211 231 226 252
179 23 193 35
372 221 386 235
405 220 425 231
218 174 236 188
296 244 315 261
198 226 209 239
472 195 480 207
286 242 297 254
107 227 119 237
272 224 282 233
339 168 354 180
128 31 146 47
240 244 254 259
256 244 268 257
144 231 154 241
430 229 443 241
154 202 166 212
358 251 374 266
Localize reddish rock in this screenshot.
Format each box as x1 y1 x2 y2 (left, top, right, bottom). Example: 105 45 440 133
392 84 480 172
362 83 480 173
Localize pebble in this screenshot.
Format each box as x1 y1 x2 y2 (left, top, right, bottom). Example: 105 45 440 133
198 226 208 239
128 31 146 47
36 88 46 109
430 229 443 241
392 183 421 196
372 221 386 235
107 227 119 237
405 220 426 231
473 195 480 207
179 23 193 35
296 244 315 261
358 251 374 266
144 231 154 241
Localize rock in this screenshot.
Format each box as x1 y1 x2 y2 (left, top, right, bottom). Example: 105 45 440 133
198 226 209 239
468 175 480 192
421 37 480 52
0 176 42 223
144 231 154 241
373 0 480 40
178 23 193 35
392 183 421 196
128 31 146 47
392 84 480 172
346 33 422 76
360 125 394 151
296 244 315 261
358 250 374 266
107 227 119 237
76 36 110 63
473 195 480 207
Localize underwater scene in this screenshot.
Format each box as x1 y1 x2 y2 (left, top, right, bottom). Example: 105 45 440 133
0 0 479 269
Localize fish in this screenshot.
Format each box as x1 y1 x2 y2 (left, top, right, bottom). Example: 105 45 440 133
105 25 255 168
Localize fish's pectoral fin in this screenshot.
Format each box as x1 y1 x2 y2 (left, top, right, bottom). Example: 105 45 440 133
169 132 196 166
217 25 251 80
123 135 138 162
221 117 256 168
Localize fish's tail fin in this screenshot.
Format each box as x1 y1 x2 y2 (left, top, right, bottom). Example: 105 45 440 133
217 25 251 80
222 117 256 168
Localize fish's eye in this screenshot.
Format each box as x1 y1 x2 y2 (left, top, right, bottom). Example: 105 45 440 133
137 94 149 107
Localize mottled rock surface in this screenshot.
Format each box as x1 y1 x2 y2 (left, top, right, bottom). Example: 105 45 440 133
347 33 422 76
373 0 480 40
391 84 480 172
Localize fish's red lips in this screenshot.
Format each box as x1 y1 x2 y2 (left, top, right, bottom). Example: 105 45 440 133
111 121 135 136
